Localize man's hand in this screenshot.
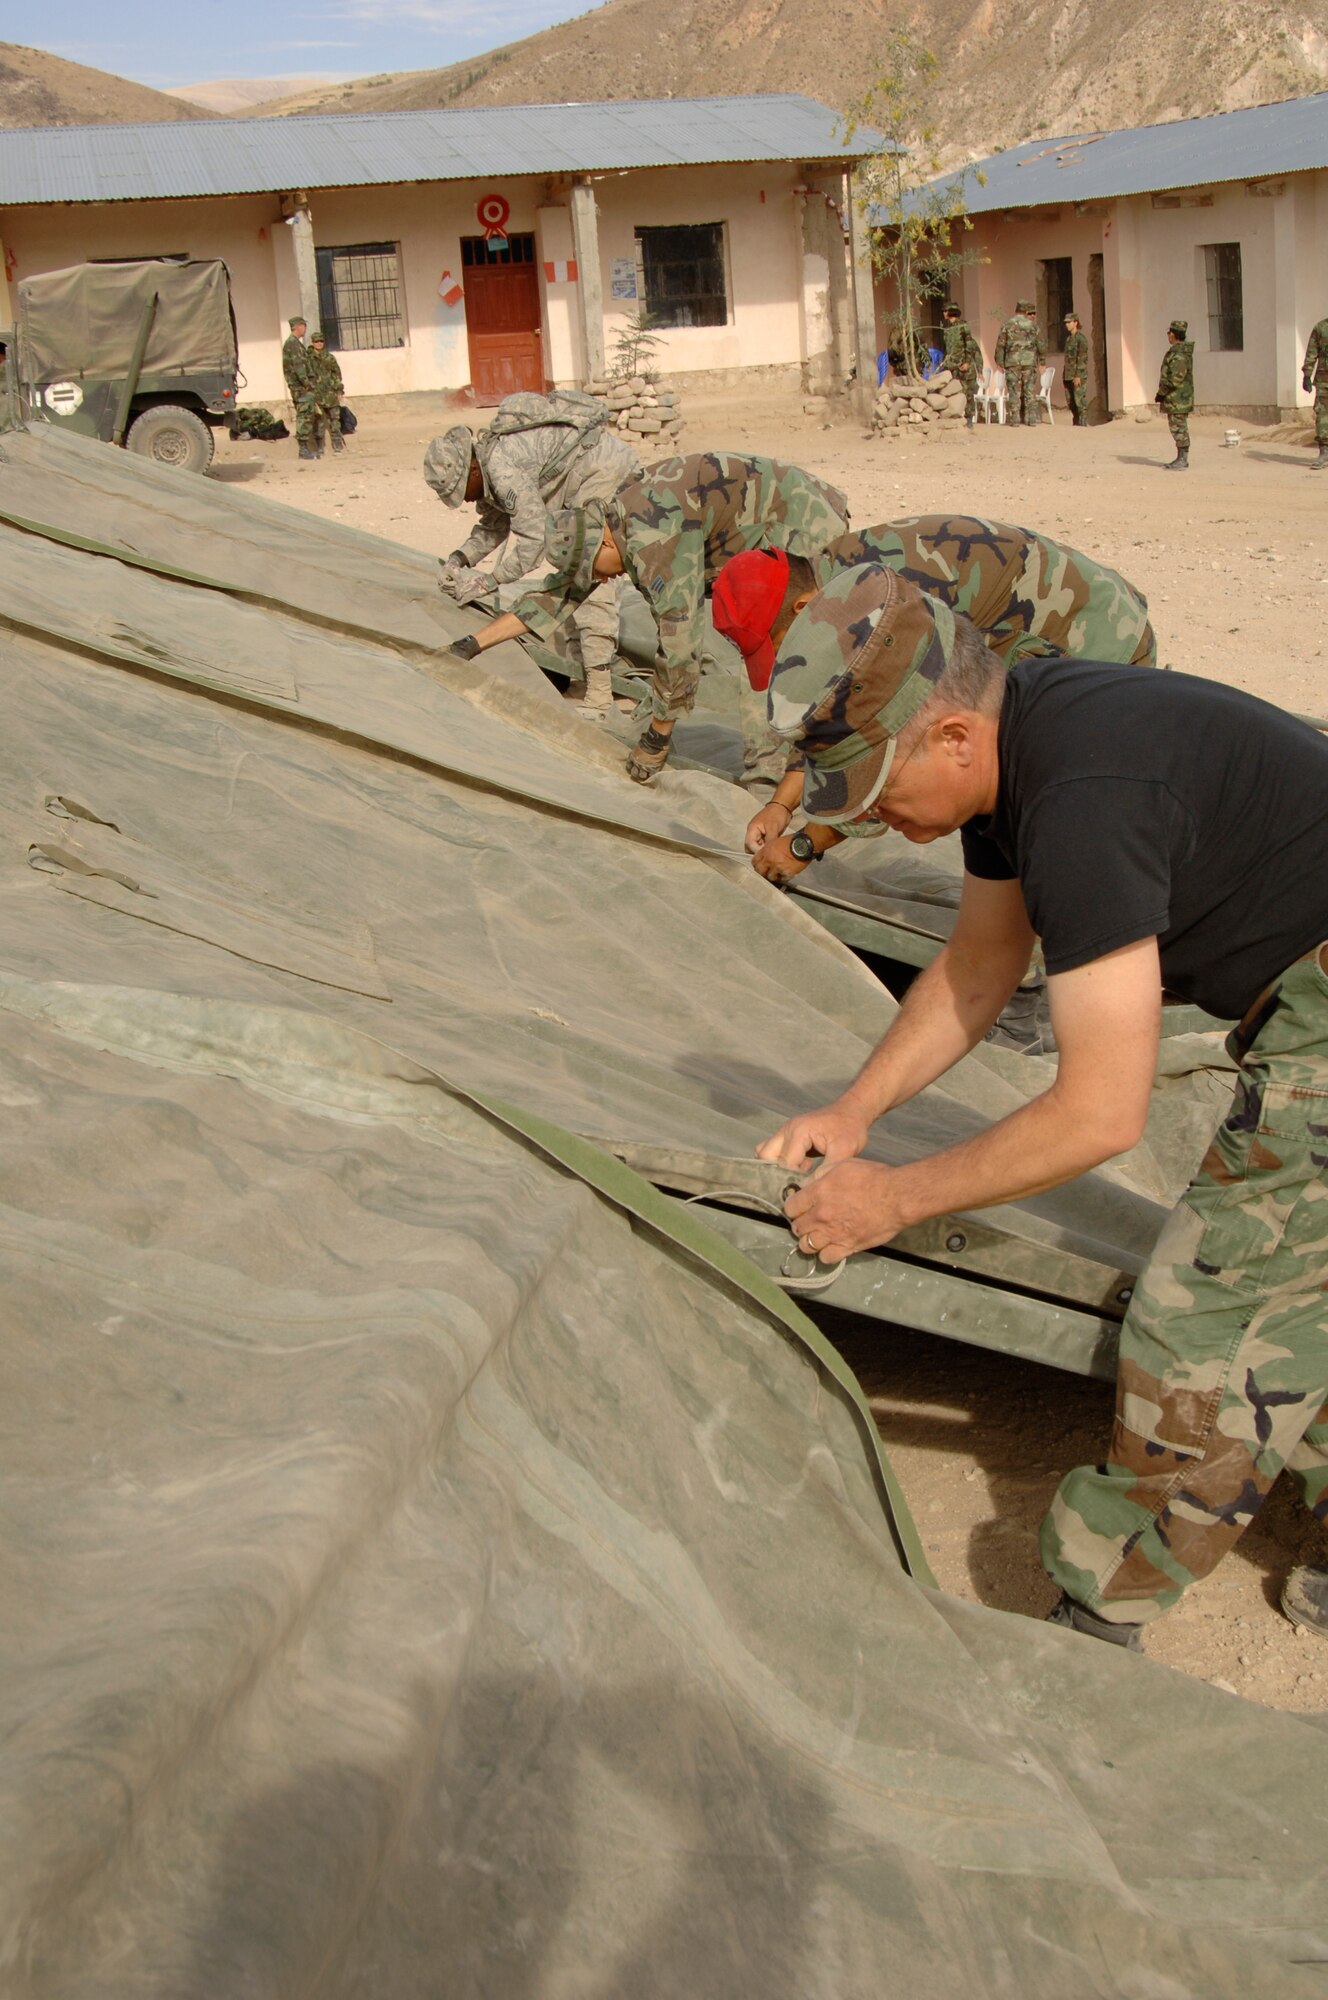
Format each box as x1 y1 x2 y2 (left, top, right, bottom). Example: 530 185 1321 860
745 800 793 855
784 1161 907 1262
752 833 811 889
626 725 673 784
438 554 470 595
756 1099 869 1173
452 570 497 609
1305 375 1314 394
449 635 482 661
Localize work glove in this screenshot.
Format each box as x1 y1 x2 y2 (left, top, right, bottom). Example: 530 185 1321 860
452 569 498 610
437 552 471 595
449 635 482 661
625 725 673 784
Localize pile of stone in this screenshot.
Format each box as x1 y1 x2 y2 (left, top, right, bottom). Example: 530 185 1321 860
872 368 969 436
583 372 686 441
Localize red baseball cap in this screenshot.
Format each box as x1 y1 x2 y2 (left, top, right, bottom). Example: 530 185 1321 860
712 548 790 690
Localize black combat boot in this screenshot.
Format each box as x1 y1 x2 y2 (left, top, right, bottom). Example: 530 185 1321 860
330 430 346 453
1163 448 1189 470
1281 1564 1328 1637
1045 1593 1143 1650
298 444 318 461
1310 446 1328 470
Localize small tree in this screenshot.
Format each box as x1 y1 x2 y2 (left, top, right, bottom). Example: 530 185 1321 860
843 30 985 378
610 310 664 380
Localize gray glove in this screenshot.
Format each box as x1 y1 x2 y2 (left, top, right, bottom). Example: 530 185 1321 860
449 635 482 661
437 551 471 596
452 568 498 610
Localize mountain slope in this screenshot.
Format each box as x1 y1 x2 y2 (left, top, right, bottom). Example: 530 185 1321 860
0 41 209 127
257 0 1328 156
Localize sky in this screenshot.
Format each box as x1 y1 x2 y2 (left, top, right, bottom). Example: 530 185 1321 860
6 0 588 91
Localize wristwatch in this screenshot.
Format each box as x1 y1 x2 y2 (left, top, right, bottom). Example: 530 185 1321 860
788 830 819 863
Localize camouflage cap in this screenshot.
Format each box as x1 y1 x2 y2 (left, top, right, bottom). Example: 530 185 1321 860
1169 318 1189 337
422 425 476 505
1015 298 1035 314
941 303 961 318
545 502 610 596
288 315 307 330
767 564 957 824
309 330 326 343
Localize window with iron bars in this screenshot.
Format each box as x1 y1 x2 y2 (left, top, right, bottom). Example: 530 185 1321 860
1203 242 1243 351
315 242 405 351
634 223 728 329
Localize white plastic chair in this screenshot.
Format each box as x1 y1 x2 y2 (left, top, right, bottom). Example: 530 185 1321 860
977 367 1006 424
1037 364 1056 424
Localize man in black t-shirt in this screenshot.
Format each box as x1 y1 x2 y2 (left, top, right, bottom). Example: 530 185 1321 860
758 563 1328 1649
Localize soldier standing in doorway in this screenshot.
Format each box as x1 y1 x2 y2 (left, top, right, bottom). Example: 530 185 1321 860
995 299 1046 426
941 304 983 426
1062 313 1089 426
1156 318 1194 471
1301 312 1328 470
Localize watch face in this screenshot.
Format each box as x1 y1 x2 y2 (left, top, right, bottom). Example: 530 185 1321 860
789 831 815 861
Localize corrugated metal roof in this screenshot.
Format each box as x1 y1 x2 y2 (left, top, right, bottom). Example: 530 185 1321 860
0 95 874 208
902 90 1328 217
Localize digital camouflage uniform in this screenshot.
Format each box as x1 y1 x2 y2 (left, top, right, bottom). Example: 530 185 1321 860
994 305 1046 426
942 316 983 422
307 343 344 453
516 452 850 736
1301 316 1328 460
1062 328 1090 425
1156 333 1195 454
426 395 643 712
1043 944 1328 1626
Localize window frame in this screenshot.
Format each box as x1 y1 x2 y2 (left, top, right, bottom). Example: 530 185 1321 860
1202 242 1244 352
633 221 730 330
315 241 407 353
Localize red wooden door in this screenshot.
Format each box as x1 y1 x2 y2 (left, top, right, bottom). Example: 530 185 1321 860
462 234 544 402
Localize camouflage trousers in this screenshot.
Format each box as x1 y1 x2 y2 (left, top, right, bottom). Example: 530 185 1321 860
295 394 340 450
1166 408 1190 453
1065 378 1088 425
499 576 629 708
1043 943 1328 1625
1004 366 1042 425
954 366 977 422
1315 381 1328 446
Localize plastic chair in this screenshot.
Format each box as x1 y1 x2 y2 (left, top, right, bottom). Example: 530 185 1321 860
977 367 1006 424
1037 364 1056 424
923 345 944 380
877 350 891 387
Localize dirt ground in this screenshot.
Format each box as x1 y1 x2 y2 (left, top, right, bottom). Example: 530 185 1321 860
213 386 1328 1711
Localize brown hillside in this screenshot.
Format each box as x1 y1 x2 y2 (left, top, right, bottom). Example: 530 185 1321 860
0 41 210 127
258 0 1328 156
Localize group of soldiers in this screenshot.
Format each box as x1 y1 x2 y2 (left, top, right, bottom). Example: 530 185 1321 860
420 388 1328 1662
281 315 347 461
938 299 1088 429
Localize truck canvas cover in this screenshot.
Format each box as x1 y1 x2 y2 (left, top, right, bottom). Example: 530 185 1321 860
15 258 237 383
0 420 1324 1997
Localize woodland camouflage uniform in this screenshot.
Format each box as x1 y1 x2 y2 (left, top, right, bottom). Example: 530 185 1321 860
1156 326 1195 457
307 340 344 453
941 314 983 422
995 303 1046 425
1062 327 1090 425
1301 316 1328 464
517 452 850 751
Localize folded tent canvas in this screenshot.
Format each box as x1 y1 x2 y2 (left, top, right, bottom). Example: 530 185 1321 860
0 418 1323 1996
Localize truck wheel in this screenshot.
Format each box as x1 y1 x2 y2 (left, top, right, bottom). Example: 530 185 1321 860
125 406 214 473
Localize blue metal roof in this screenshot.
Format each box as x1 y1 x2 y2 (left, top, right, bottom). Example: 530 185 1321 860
907 90 1328 216
0 95 873 208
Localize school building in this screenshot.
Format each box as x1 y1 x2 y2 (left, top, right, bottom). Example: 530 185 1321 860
0 97 880 407
897 91 1328 422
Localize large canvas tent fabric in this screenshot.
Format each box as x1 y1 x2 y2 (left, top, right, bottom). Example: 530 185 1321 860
0 423 1324 1996
14 259 238 385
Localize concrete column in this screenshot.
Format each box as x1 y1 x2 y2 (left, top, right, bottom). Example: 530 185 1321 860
288 199 321 336
1271 183 1303 419
848 167 879 420
1103 198 1146 411
569 179 605 384
0 236 13 329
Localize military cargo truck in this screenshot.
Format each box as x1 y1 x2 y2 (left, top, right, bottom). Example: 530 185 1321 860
11 258 240 473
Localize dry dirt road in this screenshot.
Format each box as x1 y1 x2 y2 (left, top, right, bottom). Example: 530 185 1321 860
213 387 1328 1711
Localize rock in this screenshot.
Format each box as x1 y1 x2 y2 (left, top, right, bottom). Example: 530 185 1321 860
628 415 663 433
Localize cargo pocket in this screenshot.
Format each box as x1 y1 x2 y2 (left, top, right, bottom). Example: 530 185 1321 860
1188 1073 1328 1291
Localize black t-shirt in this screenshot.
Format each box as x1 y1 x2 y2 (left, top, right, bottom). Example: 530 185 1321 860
960 659 1328 1020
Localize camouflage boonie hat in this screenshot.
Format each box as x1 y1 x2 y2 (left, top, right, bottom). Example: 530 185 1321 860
1169 318 1189 336
422 425 476 505
768 563 957 824
546 502 610 595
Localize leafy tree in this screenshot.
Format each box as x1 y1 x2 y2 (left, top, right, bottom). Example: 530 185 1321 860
844 30 985 379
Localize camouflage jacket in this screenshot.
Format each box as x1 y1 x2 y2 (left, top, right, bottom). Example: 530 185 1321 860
813 516 1155 669
994 312 1046 371
517 452 850 678
1302 318 1328 385
1157 340 1194 413
942 320 982 377
281 334 312 397
1062 331 1089 379
308 349 344 405
461 412 642 584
